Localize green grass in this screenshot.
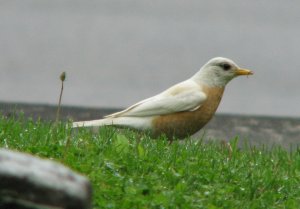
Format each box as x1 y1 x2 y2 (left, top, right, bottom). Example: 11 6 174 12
1 114 300 209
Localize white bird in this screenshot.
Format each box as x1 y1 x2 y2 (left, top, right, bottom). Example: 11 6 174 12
73 57 253 139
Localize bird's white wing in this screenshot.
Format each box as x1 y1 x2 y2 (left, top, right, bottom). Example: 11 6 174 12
105 80 207 118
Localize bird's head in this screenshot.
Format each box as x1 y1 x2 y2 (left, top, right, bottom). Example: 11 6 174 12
192 57 253 87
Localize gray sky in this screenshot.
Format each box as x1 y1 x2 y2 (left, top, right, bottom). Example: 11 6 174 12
1 0 300 117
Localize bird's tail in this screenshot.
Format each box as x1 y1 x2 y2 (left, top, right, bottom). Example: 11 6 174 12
72 116 153 130
72 118 114 128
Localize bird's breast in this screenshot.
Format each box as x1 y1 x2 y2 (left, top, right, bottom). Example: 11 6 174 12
151 86 225 139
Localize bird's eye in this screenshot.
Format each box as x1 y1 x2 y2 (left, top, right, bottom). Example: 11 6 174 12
220 63 231 71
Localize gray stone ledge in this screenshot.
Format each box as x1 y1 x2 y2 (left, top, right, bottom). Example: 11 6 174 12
1 102 300 149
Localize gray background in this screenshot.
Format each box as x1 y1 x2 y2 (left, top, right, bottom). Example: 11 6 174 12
1 0 300 117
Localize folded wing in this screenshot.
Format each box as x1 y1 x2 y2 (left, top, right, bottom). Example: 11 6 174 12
105 80 207 118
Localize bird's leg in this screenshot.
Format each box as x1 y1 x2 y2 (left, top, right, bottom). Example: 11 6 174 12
221 140 232 159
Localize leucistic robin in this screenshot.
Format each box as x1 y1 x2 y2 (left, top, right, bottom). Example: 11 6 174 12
72 57 253 139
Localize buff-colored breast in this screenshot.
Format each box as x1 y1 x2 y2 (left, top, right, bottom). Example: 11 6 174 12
151 86 225 139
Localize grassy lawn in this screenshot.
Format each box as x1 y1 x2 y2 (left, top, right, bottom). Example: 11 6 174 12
1 114 300 209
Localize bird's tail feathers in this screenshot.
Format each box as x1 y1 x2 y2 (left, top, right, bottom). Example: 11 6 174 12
72 116 153 130
72 118 114 128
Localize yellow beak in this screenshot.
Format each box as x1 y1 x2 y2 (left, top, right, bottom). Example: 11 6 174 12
235 68 253 76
